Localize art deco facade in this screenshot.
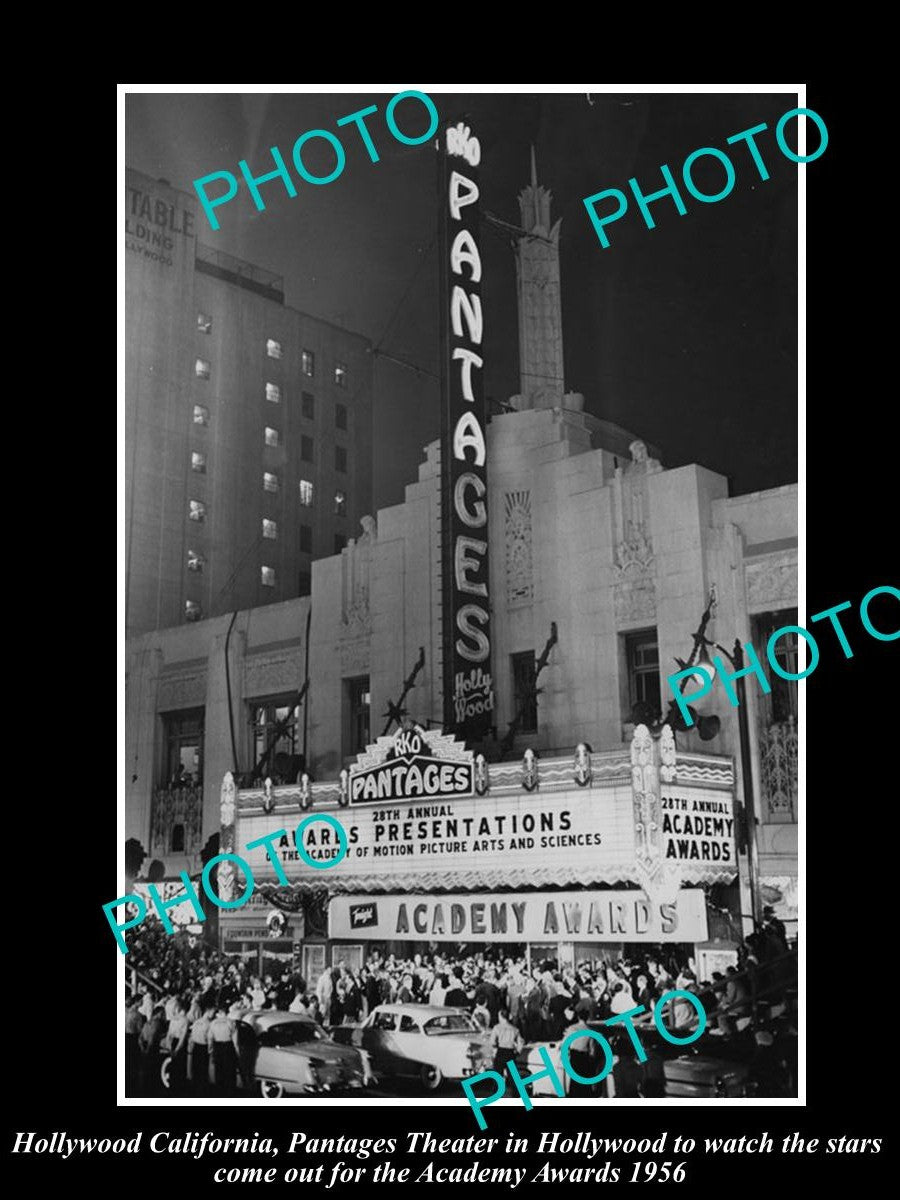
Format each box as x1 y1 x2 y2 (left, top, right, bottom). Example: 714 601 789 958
124 164 797 977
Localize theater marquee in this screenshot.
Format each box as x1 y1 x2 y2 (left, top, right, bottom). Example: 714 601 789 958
328 889 708 943
241 785 638 890
349 727 474 806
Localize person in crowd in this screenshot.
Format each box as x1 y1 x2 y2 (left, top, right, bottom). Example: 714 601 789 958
138 1003 168 1095
125 995 145 1094
429 973 448 1006
397 972 416 1004
248 977 265 1010
340 968 363 1024
236 1018 258 1094
275 970 295 1010
609 979 636 1015
316 967 334 1025
608 1047 643 1097
165 999 190 1094
488 1009 524 1080
187 1002 214 1096
471 997 491 1030
138 988 155 1022
761 906 788 953
546 977 573 1040
721 965 752 1030
363 967 381 1015
634 972 654 1011
475 969 501 1025
560 1007 600 1094
207 1005 240 1096
444 973 468 1008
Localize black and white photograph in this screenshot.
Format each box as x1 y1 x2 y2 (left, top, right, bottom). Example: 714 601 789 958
7 80 894 1193
120 86 801 1107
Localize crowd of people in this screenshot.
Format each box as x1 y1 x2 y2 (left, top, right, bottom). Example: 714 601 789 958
125 907 796 1098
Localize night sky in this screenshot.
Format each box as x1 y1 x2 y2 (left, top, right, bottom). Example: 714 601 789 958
125 89 798 512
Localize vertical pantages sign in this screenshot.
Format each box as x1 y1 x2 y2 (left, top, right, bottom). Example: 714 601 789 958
440 121 494 743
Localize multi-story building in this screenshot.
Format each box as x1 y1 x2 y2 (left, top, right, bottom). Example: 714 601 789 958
124 168 373 638
123 160 797 980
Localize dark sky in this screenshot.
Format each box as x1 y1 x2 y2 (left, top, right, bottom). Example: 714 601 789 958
125 89 798 511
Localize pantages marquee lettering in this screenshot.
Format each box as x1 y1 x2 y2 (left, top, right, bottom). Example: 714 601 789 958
443 121 493 741
350 726 475 806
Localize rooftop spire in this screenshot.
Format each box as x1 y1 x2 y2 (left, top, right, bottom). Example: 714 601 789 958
530 143 538 189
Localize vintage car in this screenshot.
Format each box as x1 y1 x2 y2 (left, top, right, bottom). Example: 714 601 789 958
346 1004 491 1090
162 1010 369 1098
511 1018 716 1097
662 1048 753 1097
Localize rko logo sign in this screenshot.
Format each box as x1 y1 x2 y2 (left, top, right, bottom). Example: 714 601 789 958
349 726 475 806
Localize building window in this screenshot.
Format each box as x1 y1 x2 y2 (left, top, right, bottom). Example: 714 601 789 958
262 518 278 540
193 404 209 426
301 391 315 420
263 472 279 493
298 570 311 597
184 599 203 622
334 491 346 516
197 313 212 334
334 362 348 388
191 451 206 474
347 676 371 755
625 629 661 722
266 382 281 404
301 435 313 461
195 358 210 379
511 651 538 733
261 566 276 587
299 479 314 507
163 708 204 787
335 445 347 473
187 550 205 573
752 609 799 725
188 500 206 522
334 534 347 554
249 698 300 779
265 426 280 447
335 403 347 431
266 338 283 359
299 524 312 554
302 349 315 377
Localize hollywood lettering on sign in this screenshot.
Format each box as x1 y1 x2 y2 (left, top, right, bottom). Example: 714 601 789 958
349 726 475 806
440 120 494 742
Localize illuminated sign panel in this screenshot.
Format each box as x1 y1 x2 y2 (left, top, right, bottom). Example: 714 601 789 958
441 121 494 741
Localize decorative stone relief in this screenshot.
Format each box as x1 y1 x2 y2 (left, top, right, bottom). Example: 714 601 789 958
614 576 657 624
504 490 533 606
342 518 374 637
759 718 797 819
218 772 237 902
245 651 304 698
630 725 662 875
745 549 798 611
515 151 564 409
659 723 677 783
340 638 370 675
157 670 206 711
150 786 203 858
630 725 681 903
